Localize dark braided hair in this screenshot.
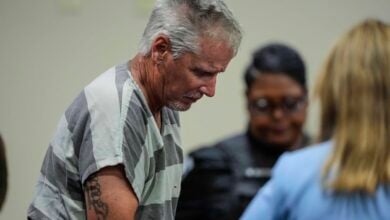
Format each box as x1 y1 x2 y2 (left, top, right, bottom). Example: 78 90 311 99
244 43 306 91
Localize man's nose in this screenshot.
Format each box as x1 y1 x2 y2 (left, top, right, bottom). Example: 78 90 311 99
199 76 217 97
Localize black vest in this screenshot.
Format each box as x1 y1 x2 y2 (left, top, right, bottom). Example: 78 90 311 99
176 132 312 220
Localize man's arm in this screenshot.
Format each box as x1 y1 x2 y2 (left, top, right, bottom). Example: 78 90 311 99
84 165 139 220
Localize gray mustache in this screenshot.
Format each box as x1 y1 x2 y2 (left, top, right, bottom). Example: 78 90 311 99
185 93 202 99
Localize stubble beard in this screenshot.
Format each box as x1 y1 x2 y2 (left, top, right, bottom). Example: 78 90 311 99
167 101 191 111
166 91 203 111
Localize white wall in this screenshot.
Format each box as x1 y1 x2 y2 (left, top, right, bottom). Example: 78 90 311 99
0 0 389 219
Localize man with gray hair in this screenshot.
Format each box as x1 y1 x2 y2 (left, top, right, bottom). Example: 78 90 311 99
28 0 242 219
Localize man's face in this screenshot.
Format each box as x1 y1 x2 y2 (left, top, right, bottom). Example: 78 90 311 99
161 37 234 111
247 73 307 150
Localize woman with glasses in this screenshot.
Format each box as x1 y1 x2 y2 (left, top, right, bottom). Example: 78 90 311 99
241 19 390 220
176 43 310 220
245 44 309 153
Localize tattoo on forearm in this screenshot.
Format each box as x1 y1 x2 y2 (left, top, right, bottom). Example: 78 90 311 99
85 175 109 220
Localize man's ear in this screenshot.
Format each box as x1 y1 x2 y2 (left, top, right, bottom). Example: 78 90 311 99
151 35 171 64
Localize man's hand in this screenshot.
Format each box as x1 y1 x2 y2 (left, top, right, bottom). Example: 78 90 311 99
84 165 139 220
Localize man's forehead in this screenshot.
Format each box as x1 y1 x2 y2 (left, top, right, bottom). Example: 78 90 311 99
192 51 232 72
192 58 227 73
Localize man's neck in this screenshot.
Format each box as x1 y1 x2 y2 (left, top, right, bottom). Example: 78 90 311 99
129 56 164 127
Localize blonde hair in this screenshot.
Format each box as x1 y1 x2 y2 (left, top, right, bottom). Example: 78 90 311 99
315 19 390 193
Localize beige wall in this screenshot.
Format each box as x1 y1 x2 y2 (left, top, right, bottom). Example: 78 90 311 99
0 0 389 218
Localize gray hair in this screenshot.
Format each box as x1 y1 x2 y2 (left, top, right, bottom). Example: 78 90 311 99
138 0 242 58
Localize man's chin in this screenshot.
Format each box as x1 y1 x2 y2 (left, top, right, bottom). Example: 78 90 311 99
167 102 192 111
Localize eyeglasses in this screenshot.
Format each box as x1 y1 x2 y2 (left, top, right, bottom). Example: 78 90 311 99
249 96 306 116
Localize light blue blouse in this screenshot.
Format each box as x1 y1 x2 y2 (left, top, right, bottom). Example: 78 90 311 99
241 141 390 220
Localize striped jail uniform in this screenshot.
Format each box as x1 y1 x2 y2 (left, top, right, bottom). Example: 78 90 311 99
28 62 183 220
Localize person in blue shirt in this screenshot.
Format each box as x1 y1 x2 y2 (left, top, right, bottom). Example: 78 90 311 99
241 19 390 220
